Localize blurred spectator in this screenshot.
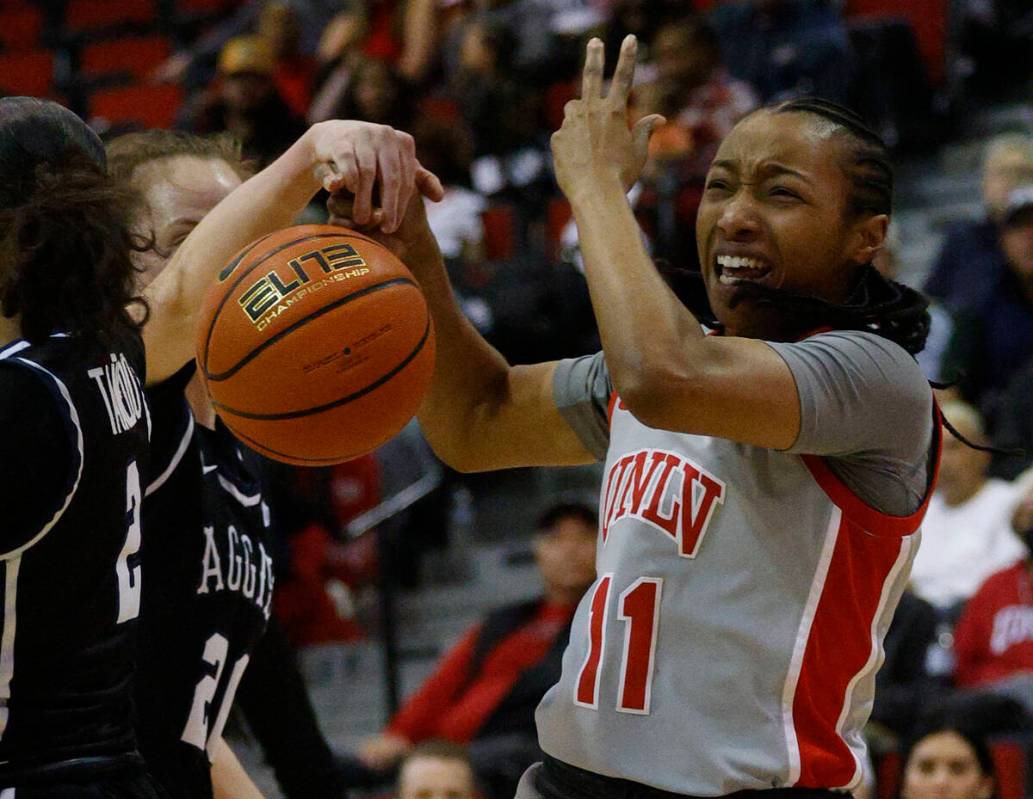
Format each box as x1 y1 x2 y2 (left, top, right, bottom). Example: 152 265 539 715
909 402 1026 614
319 0 443 83
177 35 307 168
869 590 939 739
152 0 341 88
259 1 320 116
396 741 477 799
413 115 485 265
338 501 599 798
990 360 1033 479
898 719 996 799
952 478 1033 713
873 224 952 383
311 56 414 128
452 20 547 200
634 16 757 174
942 184 1033 418
709 0 853 105
924 134 1033 314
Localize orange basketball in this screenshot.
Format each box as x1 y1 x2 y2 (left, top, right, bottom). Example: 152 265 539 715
196 224 435 466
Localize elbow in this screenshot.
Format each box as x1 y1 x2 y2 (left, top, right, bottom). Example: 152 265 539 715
614 362 700 430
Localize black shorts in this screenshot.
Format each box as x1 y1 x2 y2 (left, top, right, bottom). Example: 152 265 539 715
534 755 846 799
0 755 169 799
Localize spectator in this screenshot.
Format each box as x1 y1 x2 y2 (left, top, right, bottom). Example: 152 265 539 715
709 0 853 105
924 134 1033 314
989 359 1033 479
953 478 1033 713
338 501 599 798
396 742 477 799
898 720 996 799
452 20 547 200
942 184 1033 418
259 1 319 117
869 590 939 738
311 56 413 128
177 35 307 168
909 402 1026 614
634 16 757 174
152 0 341 89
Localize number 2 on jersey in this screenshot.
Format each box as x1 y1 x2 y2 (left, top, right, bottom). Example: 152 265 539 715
575 575 663 714
182 633 251 757
115 460 142 623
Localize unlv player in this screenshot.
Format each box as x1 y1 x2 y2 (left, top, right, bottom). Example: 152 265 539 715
343 37 941 799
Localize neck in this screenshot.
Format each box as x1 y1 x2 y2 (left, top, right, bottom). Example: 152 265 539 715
941 476 985 507
0 314 22 349
186 371 218 430
544 585 583 608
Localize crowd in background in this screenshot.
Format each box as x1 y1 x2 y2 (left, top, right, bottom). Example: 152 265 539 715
4 0 1033 797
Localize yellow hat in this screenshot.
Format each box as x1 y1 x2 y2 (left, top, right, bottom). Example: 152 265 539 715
218 36 276 76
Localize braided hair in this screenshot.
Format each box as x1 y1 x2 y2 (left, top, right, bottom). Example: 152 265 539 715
669 97 931 355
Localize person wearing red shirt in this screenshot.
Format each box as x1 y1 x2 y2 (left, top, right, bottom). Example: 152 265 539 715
339 501 598 799
953 478 1033 711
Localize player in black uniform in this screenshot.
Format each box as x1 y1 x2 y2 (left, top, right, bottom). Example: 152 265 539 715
0 98 162 796
105 127 442 797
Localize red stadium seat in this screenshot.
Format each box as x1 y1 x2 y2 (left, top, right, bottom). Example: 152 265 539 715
65 0 156 35
0 50 54 97
81 35 172 81
845 0 948 85
90 83 182 129
0 6 43 52
482 205 516 261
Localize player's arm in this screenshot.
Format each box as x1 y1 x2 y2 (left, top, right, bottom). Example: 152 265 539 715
551 38 805 449
329 195 594 472
140 121 443 387
211 737 267 799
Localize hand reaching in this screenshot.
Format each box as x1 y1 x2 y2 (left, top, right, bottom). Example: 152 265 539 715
550 35 664 202
308 121 443 234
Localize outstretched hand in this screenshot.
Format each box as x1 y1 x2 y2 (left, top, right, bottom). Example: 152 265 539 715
309 120 444 234
551 35 664 202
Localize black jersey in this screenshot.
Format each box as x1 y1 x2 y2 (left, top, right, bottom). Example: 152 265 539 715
137 366 274 799
0 332 151 781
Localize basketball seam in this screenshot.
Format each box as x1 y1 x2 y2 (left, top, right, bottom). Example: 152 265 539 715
228 425 359 465
201 229 379 374
205 277 418 382
211 316 432 421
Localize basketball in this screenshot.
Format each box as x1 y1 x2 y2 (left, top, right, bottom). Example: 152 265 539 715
196 224 436 466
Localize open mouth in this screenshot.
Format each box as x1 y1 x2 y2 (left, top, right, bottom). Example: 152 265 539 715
715 255 772 285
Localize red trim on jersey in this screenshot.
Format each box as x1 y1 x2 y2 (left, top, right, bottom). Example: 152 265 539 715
800 403 943 537
792 514 907 788
608 392 619 427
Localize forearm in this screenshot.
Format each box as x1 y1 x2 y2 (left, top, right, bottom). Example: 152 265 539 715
571 176 705 404
143 130 322 384
211 738 266 799
403 236 517 468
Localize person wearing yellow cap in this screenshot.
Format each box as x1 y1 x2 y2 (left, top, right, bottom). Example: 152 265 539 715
177 34 306 168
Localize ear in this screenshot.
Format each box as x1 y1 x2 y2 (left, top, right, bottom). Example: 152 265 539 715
850 213 889 266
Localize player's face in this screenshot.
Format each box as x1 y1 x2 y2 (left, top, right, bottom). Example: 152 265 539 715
696 111 880 338
902 731 993 799
397 757 476 799
131 155 243 287
535 516 597 597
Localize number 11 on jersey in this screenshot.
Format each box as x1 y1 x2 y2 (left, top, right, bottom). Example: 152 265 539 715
575 575 663 714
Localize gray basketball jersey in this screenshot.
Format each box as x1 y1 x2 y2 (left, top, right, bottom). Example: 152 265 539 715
536 332 938 795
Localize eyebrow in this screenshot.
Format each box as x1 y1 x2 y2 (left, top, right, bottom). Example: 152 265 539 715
710 160 812 184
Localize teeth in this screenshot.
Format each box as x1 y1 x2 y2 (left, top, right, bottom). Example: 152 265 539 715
716 255 768 271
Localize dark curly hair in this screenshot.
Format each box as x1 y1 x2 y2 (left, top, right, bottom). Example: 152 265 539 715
0 97 147 344
668 97 930 355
